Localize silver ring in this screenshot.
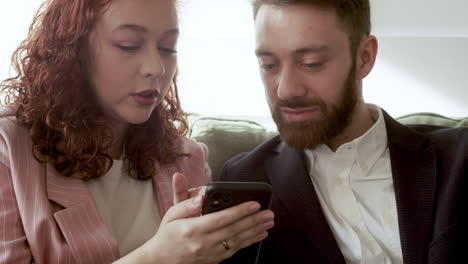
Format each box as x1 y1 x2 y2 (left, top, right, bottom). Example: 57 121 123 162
221 240 230 250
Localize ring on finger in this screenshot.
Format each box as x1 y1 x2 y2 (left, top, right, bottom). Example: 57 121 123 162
221 240 230 250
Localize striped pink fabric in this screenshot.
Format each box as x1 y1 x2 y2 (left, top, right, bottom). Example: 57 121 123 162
0 107 211 264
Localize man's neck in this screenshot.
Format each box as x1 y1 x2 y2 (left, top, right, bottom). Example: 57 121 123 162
327 102 375 152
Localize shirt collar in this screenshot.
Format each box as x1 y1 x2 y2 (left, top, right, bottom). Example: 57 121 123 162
305 104 388 176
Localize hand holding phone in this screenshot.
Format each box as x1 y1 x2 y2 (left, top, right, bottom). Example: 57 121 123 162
201 182 273 263
202 181 273 215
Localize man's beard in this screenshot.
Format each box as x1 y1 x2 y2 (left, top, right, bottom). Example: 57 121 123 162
271 66 358 150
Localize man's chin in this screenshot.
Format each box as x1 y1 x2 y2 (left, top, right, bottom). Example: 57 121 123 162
277 122 328 150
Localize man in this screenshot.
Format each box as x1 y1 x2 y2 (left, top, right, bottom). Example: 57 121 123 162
220 0 468 263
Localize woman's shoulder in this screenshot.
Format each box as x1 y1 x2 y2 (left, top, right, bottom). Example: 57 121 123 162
0 106 34 167
173 136 211 183
174 136 208 158
0 105 17 121
0 106 29 141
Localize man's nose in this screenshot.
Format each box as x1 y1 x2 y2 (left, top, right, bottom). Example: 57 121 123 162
277 66 306 99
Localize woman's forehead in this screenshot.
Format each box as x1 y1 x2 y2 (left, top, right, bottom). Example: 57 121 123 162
98 0 178 33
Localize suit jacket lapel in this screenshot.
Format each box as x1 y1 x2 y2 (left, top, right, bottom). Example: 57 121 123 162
46 164 119 263
384 111 436 263
266 143 346 264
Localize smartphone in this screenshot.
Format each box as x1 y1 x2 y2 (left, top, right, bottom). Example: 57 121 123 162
201 181 273 215
202 182 273 264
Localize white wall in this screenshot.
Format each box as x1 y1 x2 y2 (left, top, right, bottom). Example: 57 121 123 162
177 0 267 116
365 37 468 117
1 0 467 120
368 0 468 117
371 0 468 37
0 1 40 83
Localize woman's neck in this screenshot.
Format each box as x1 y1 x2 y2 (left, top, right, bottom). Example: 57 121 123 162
109 121 128 160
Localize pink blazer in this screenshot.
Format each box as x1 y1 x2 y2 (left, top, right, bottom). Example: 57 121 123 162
0 107 211 264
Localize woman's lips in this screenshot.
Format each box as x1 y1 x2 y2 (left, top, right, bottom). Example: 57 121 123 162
131 90 160 106
281 107 320 122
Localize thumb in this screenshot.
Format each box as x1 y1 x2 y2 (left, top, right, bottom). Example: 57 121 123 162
162 194 204 224
172 172 189 204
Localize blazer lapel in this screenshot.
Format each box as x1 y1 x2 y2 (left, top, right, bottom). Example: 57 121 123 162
384 112 436 263
152 161 174 215
266 143 346 264
46 164 119 264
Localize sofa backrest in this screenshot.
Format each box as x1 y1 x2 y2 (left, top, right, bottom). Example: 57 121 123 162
188 113 468 180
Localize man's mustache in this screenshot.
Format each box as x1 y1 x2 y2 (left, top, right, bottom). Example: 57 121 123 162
276 98 325 109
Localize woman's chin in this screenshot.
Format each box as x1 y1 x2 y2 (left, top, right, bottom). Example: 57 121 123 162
115 110 154 126
126 115 152 125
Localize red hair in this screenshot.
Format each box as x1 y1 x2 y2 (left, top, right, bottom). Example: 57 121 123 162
0 0 188 180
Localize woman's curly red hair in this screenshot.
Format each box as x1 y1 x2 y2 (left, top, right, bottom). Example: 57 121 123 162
0 0 188 180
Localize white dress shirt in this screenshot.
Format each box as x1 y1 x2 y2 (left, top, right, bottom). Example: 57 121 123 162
304 105 403 264
86 159 161 257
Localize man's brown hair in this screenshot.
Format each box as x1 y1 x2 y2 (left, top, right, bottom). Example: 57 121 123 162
252 0 371 54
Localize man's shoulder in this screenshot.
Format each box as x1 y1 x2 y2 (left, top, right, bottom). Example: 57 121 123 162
407 124 468 148
221 135 282 177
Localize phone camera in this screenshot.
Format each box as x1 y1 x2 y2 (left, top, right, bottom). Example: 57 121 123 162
211 192 223 208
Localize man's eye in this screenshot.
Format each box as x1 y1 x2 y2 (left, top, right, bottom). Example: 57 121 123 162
302 62 323 69
260 63 277 71
159 47 178 54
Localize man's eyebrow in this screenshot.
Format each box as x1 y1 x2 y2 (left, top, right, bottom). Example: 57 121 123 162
294 45 329 56
255 45 329 57
162 28 179 37
255 49 274 57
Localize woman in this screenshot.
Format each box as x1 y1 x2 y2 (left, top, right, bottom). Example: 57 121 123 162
0 0 274 263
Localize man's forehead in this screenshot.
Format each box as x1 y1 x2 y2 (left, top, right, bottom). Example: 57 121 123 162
255 4 342 32
254 4 349 56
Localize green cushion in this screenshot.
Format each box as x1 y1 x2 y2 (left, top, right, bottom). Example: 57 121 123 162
396 112 468 127
188 116 276 180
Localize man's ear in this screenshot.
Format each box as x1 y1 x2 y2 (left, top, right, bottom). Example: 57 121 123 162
356 35 378 80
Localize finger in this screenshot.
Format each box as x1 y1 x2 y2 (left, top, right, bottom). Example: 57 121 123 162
216 231 269 260
208 210 274 247
163 194 204 224
227 220 273 250
172 172 189 204
232 231 269 252
193 201 262 233
188 186 207 198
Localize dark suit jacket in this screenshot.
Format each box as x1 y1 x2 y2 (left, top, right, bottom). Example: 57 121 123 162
220 112 468 264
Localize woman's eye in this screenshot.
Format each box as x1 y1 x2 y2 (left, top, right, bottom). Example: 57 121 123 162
116 45 140 52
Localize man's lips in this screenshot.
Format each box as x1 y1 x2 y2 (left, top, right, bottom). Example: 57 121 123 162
280 107 320 122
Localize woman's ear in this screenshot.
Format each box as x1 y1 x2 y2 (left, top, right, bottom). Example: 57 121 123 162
356 35 378 80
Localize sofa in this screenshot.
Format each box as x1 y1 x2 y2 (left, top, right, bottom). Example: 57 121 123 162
187 112 468 180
